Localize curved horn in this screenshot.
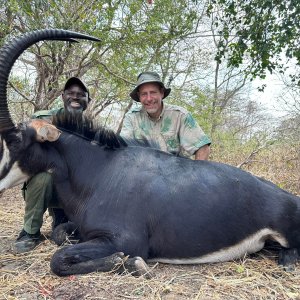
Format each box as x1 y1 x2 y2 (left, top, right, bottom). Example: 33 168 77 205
0 29 101 132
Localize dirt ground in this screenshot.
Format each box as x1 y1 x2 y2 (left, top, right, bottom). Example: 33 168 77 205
1 187 300 300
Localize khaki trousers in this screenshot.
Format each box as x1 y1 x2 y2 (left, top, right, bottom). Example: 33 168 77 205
22 172 59 234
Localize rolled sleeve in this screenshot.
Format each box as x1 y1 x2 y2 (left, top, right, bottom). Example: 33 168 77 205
179 113 211 157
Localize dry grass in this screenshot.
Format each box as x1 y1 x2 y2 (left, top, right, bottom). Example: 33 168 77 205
1 144 300 300
213 143 300 195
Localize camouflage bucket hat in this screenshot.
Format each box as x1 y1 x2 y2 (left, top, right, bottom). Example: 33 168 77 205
130 71 171 102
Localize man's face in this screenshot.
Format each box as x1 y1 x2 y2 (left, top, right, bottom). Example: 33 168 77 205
138 83 164 119
62 84 89 114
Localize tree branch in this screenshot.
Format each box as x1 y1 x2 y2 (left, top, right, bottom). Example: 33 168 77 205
8 81 35 106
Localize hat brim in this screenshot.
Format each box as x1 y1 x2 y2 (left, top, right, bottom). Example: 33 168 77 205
130 82 171 102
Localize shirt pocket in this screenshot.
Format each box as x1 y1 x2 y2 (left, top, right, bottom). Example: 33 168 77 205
160 131 180 154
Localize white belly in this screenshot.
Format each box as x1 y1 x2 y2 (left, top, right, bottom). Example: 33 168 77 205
148 228 288 264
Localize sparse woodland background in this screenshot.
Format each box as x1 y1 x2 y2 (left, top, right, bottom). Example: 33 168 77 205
0 1 300 299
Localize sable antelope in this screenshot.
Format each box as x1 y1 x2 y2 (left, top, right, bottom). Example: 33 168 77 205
0 29 300 277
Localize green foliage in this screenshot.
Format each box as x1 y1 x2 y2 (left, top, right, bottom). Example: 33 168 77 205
208 0 300 85
211 129 264 164
168 85 215 135
0 0 206 119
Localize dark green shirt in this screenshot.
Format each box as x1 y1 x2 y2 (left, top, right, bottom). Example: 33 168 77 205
31 107 64 120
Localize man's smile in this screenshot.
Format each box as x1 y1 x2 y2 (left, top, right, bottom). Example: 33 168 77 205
69 101 81 108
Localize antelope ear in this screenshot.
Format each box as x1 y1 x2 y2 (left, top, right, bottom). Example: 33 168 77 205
29 119 61 142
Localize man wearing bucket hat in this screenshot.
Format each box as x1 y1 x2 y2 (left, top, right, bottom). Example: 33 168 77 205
121 71 211 159
14 77 91 253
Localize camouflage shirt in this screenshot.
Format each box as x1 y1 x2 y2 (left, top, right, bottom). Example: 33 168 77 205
120 103 211 158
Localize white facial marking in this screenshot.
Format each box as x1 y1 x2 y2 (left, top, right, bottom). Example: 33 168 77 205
148 228 288 264
0 161 29 191
0 138 30 191
0 140 10 174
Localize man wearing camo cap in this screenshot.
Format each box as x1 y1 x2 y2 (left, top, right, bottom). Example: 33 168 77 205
121 71 211 159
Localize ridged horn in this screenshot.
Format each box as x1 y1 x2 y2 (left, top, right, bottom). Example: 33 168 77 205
0 29 100 132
